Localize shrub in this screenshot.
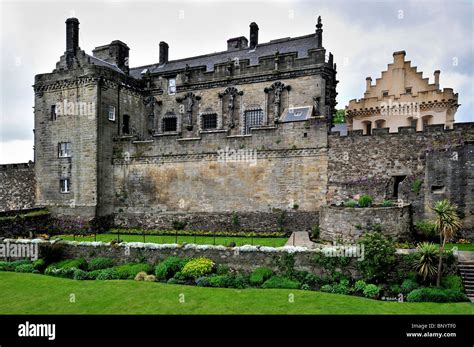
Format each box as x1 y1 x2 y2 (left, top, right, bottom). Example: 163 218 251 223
344 200 357 208
0 260 31 272
144 275 156 282
353 280 367 294
167 278 179 285
15 264 35 273
89 257 115 271
358 195 373 208
155 257 189 281
320 284 333 293
382 200 394 207
73 269 88 280
357 232 396 282
47 259 88 271
275 253 295 277
310 225 320 240
413 242 438 282
249 267 274 286
134 271 148 281
216 264 230 276
441 275 464 292
407 287 467 303
412 179 423 194
195 277 211 287
95 268 120 280
208 275 232 288
301 284 310 290
390 284 401 295
415 220 436 237
261 276 301 289
181 258 215 279
363 284 380 299
114 263 153 280
292 271 320 288
38 243 64 266
400 279 419 294
33 259 46 272
333 279 351 295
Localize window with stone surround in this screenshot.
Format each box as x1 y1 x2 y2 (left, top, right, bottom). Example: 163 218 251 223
168 78 176 95
201 113 217 130
162 115 177 132
58 142 72 158
60 178 71 193
108 105 116 121
51 105 57 121
244 108 263 134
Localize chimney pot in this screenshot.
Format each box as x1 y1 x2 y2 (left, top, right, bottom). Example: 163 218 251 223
366 77 372 91
434 70 440 89
159 41 169 64
66 18 80 54
249 22 259 49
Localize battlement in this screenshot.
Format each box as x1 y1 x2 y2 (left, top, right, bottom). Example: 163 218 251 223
0 162 34 171
329 122 474 138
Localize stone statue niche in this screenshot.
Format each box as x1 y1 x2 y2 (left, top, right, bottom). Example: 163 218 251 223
218 86 243 135
264 81 291 124
176 91 201 137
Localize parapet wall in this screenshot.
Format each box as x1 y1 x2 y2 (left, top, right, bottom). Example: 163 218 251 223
0 162 36 212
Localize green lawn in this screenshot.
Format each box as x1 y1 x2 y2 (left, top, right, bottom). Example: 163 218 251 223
56 233 288 247
444 243 474 251
0 272 472 314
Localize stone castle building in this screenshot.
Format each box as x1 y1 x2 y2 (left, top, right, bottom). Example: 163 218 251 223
346 51 459 134
1 17 470 239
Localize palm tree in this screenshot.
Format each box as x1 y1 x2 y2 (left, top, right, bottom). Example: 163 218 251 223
432 199 462 287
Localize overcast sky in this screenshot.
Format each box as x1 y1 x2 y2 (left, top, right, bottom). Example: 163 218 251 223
0 0 472 164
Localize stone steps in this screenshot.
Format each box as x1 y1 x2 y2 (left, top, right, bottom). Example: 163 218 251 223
458 261 474 302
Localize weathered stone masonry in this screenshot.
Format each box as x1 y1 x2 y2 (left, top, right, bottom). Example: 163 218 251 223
0 163 35 212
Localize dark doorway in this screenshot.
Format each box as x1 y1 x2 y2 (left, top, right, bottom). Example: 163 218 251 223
122 114 130 134
393 175 406 198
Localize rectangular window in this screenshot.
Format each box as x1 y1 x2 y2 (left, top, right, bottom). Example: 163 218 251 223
244 109 263 134
382 91 388 97
60 178 70 193
122 115 130 134
168 78 176 95
58 142 72 158
51 105 57 121
162 117 177 132
202 113 217 130
108 105 116 121
405 87 412 94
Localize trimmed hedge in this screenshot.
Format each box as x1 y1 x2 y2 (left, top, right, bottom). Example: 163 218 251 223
407 287 468 303
88 257 115 271
114 263 153 280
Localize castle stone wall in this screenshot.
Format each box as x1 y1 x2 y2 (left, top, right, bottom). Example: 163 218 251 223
0 163 36 212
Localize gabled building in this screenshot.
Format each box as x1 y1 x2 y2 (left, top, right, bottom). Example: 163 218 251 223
346 51 459 134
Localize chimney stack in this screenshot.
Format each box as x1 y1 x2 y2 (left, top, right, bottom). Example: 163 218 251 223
159 41 169 65
366 77 372 92
434 70 440 90
66 18 80 54
249 22 259 49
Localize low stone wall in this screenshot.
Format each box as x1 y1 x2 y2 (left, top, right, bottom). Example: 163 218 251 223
0 213 52 238
1 239 360 277
319 205 413 242
114 211 319 233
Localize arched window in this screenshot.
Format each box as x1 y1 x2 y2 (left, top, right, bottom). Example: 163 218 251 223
375 119 386 129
